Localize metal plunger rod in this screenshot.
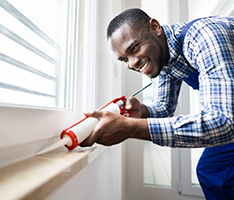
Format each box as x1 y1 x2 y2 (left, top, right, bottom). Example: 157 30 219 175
131 80 152 97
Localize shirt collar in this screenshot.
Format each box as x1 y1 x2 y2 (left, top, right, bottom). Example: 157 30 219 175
161 23 195 79
161 23 184 63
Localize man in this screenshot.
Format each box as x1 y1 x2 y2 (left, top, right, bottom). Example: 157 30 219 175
81 8 234 199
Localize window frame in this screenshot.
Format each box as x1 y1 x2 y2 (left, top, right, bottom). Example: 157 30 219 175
0 0 124 169
0 0 84 168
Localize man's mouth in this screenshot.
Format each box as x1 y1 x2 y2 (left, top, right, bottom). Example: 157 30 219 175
139 61 149 73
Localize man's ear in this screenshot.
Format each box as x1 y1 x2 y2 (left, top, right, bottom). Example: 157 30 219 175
149 19 162 36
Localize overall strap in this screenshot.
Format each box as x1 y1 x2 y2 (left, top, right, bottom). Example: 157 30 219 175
179 18 200 47
179 18 200 90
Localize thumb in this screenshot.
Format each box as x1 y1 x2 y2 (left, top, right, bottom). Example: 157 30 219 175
83 110 103 119
126 97 137 110
125 99 132 110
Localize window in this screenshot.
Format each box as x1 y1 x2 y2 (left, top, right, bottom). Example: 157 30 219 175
0 0 121 169
0 0 81 168
0 0 75 109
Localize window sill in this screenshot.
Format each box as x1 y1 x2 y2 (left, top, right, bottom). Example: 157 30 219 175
0 144 106 200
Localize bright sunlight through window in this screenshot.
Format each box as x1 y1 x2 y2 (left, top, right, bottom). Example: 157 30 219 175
0 0 75 109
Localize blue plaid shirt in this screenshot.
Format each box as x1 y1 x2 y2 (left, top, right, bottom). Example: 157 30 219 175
146 16 234 148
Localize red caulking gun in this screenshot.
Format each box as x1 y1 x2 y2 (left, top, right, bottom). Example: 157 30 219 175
37 81 152 155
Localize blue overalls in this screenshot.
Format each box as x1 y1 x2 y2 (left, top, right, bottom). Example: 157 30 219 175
180 19 234 199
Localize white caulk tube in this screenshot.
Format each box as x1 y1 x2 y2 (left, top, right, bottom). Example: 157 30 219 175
61 102 121 150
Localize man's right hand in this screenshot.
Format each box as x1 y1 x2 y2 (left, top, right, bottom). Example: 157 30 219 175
126 97 149 118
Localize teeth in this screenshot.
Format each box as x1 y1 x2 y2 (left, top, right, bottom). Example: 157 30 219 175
140 61 148 72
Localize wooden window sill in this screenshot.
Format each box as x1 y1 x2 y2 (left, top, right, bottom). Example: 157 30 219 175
0 144 106 200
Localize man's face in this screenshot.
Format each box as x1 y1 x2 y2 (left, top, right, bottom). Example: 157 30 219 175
109 20 167 78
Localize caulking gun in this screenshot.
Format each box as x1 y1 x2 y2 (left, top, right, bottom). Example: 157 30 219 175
37 81 152 155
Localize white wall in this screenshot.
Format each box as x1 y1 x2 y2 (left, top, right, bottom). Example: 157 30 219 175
188 0 220 20
141 0 169 24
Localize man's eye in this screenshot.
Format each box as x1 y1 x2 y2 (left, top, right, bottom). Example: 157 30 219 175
119 57 127 62
131 44 139 52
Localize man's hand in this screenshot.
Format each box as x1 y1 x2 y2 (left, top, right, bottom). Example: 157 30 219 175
126 97 149 118
80 110 151 147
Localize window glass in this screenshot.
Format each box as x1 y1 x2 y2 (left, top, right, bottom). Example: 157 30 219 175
144 142 172 187
191 148 204 185
142 77 172 187
0 0 75 108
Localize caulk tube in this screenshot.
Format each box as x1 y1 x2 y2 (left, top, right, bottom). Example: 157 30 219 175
60 102 121 150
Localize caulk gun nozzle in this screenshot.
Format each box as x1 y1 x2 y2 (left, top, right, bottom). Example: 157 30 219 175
36 137 70 155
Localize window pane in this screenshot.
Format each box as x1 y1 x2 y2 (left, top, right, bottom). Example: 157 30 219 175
144 142 172 187
142 76 172 187
191 148 204 185
0 0 74 109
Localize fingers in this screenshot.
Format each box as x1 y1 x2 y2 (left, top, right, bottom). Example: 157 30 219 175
79 131 98 147
79 111 101 147
80 110 111 147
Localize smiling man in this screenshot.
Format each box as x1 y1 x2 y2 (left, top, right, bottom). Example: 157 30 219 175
109 18 168 78
82 8 234 199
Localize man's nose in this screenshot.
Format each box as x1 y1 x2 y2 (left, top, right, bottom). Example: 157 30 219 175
128 56 140 69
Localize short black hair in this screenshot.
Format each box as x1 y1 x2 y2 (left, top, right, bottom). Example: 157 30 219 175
107 8 151 40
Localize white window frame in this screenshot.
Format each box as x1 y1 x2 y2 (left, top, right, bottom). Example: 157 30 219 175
0 0 100 168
